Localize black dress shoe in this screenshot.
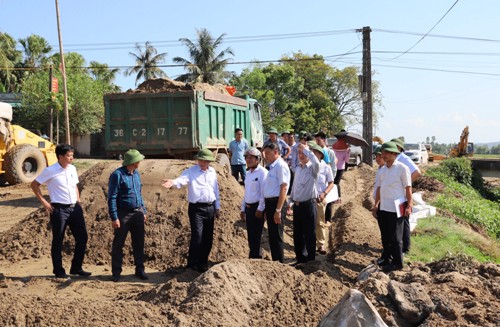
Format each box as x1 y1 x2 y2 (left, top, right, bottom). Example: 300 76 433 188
135 270 149 280
377 258 391 267
382 264 403 272
112 275 120 282
55 273 70 279
70 269 92 277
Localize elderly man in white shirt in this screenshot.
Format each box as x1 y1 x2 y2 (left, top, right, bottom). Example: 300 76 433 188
372 141 412 273
240 148 268 259
162 149 220 273
290 142 320 263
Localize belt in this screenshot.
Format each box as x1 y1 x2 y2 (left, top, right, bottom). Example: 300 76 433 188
52 203 76 208
190 202 215 207
264 197 279 201
245 202 259 208
119 207 141 213
294 199 316 206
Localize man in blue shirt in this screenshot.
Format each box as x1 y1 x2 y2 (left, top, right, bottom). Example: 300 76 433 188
228 128 249 183
108 149 148 282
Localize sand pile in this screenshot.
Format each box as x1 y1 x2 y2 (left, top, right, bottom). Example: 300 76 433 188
127 78 229 95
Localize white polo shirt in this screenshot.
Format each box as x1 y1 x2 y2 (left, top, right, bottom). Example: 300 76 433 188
241 165 268 212
378 161 411 212
35 162 79 204
263 157 290 198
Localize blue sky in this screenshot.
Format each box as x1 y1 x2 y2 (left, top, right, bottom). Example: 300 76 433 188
1 0 500 144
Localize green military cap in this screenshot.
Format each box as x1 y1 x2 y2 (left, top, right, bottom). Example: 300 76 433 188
267 127 278 134
374 145 382 155
381 141 400 154
390 138 405 151
122 149 145 166
195 148 216 161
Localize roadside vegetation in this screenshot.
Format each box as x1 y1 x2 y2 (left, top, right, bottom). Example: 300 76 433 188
408 157 500 264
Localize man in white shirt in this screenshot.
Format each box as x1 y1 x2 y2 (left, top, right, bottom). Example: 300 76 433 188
290 142 320 263
372 141 412 272
162 149 221 273
311 144 335 255
391 138 421 255
240 148 267 259
31 144 90 279
262 142 290 263
315 131 337 222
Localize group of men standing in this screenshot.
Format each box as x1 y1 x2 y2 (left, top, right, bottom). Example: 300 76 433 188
237 127 348 265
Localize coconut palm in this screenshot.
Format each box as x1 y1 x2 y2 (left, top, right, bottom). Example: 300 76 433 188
173 28 234 84
89 61 121 92
126 42 167 85
19 34 52 68
0 32 22 92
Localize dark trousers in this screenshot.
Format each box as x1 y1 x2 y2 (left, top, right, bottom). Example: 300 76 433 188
403 216 411 253
334 169 344 198
293 199 317 263
111 209 145 276
187 203 215 269
49 203 88 275
264 197 285 263
231 164 246 183
287 171 294 196
325 202 333 222
245 203 265 259
377 210 404 267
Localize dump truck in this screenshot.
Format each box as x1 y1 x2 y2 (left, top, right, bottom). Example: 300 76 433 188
0 102 57 185
104 88 264 173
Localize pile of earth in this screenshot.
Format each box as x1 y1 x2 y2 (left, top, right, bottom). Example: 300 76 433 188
126 77 229 94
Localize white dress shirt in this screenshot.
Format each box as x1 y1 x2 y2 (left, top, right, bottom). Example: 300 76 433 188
396 152 419 175
378 161 411 212
263 157 290 198
241 165 268 212
316 160 334 194
172 165 221 209
35 162 79 204
291 148 320 202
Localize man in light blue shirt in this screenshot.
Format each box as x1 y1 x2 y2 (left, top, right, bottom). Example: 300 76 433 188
228 128 249 183
161 149 220 273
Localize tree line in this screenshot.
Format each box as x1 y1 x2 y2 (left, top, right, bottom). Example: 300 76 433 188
1 28 381 141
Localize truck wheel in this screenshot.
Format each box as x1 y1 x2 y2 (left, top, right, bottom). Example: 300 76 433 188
216 153 231 178
0 174 6 186
5 144 47 185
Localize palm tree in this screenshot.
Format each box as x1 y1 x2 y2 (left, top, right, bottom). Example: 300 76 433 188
0 32 22 92
89 61 121 92
19 34 52 68
173 28 234 84
126 42 167 85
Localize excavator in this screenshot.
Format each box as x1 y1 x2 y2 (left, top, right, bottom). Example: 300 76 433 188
450 126 474 158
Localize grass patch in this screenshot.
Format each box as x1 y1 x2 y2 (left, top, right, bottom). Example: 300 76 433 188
408 215 500 264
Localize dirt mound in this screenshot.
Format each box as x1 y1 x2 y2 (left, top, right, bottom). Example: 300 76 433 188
413 175 445 193
136 259 348 326
358 256 500 326
127 77 229 95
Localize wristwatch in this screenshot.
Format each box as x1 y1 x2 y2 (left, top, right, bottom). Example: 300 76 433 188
276 208 281 212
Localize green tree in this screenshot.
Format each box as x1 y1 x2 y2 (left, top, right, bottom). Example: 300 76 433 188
18 34 52 68
475 145 489 154
126 41 167 85
0 32 22 92
89 61 121 92
173 28 234 84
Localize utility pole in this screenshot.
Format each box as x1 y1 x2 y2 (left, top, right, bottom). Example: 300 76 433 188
360 26 373 166
48 65 53 142
55 0 71 145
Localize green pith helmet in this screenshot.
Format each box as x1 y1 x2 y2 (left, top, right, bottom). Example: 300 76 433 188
267 127 278 134
195 148 216 161
122 149 145 166
310 143 325 159
281 130 290 136
381 141 400 154
299 130 308 139
374 145 382 155
390 138 405 151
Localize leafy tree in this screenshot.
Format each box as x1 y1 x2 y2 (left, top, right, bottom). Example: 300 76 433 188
490 145 500 155
475 145 489 155
89 61 121 92
173 28 234 84
18 34 52 68
0 32 22 92
126 41 167 85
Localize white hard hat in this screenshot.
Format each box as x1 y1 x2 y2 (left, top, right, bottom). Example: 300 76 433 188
245 147 261 158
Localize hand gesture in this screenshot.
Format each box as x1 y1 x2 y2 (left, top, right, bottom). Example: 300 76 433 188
161 179 173 189
240 211 246 221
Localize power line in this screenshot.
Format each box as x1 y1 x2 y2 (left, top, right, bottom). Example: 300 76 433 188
391 0 460 60
372 29 500 43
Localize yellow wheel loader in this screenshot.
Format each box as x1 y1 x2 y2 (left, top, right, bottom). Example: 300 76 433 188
0 102 57 185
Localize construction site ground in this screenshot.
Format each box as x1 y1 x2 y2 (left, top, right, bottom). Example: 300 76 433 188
0 159 498 326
